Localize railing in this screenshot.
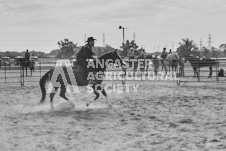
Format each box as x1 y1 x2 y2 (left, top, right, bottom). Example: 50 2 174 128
1 58 226 87
177 58 226 85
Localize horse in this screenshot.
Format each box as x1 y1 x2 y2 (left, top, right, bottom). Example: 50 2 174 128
39 50 125 109
161 52 180 74
184 55 218 78
19 58 35 76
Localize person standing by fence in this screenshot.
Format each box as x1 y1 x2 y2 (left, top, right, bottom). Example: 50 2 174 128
25 50 30 62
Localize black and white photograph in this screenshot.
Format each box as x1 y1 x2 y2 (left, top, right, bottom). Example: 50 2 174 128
1 0 226 150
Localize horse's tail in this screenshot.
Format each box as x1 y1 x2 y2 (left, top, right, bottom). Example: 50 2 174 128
40 69 52 103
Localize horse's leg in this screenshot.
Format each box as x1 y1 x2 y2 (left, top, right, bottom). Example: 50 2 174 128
86 84 100 107
193 68 196 77
101 88 112 107
154 66 157 76
208 66 213 78
59 85 75 108
161 65 164 71
179 67 182 76
49 87 59 110
164 66 167 74
195 68 199 77
30 67 32 76
25 66 28 76
182 67 185 76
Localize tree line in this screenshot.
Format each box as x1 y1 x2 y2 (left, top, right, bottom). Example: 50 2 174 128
177 38 226 58
1 38 225 59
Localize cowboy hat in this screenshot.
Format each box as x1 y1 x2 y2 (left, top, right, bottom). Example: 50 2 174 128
86 37 96 42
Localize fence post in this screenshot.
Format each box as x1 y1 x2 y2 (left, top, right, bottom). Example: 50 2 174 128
198 59 200 82
4 65 6 83
40 62 41 79
216 58 219 82
177 62 180 86
20 65 22 86
20 64 24 86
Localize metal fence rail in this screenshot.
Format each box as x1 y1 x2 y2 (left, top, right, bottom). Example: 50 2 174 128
0 65 23 85
177 58 226 85
1 58 226 87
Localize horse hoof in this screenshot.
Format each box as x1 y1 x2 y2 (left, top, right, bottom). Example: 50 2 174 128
86 103 89 107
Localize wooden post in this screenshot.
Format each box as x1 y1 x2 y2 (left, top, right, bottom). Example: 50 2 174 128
4 65 6 83
40 62 41 79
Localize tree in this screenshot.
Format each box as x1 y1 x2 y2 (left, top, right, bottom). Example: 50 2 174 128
211 47 218 58
177 38 198 56
219 44 226 56
57 39 77 59
104 44 115 53
202 47 211 58
120 40 139 57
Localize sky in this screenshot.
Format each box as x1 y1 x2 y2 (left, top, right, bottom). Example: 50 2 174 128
0 0 226 53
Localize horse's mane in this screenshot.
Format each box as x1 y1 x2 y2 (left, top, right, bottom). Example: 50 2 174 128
98 51 113 60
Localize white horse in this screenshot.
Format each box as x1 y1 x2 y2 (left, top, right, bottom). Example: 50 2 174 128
161 52 180 74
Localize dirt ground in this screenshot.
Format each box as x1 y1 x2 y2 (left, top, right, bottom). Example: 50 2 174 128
1 78 226 151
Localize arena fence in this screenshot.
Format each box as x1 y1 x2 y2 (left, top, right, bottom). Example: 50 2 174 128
1 58 226 87
0 61 56 86
0 60 126 86
177 58 226 85
0 60 144 86
0 64 23 85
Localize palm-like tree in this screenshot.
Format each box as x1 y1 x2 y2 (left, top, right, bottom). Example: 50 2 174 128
177 38 198 56
57 39 77 59
219 44 226 56
120 40 139 57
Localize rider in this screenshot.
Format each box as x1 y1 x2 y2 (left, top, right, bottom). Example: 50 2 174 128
139 49 145 58
76 37 97 71
25 49 30 62
161 48 167 59
169 49 172 54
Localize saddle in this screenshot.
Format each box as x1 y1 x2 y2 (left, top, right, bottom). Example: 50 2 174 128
73 61 101 86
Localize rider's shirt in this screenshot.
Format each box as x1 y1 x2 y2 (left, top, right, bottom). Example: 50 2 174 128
76 44 95 68
25 52 30 60
161 52 167 59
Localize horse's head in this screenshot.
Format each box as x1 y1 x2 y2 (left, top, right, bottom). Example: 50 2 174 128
184 54 196 62
99 49 126 68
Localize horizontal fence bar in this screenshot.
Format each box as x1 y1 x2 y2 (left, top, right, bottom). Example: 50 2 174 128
1 58 226 86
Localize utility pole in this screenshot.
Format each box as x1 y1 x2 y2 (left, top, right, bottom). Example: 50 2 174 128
133 32 136 42
119 26 128 57
84 34 86 44
103 33 105 46
199 39 202 50
172 42 174 51
208 34 212 48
